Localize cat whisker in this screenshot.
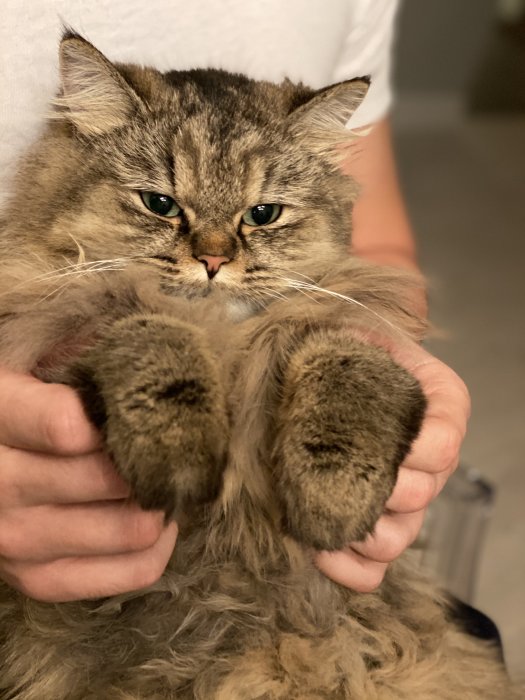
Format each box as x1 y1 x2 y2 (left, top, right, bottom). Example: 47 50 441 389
278 277 404 332
279 269 317 284
33 265 127 295
0 258 133 299
259 287 288 301
250 286 289 304
38 265 125 287
33 263 128 304
33 278 80 305
67 233 87 265
288 286 322 305
41 257 131 275
285 278 366 304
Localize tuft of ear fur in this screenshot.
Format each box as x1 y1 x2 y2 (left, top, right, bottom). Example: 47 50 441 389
287 78 370 162
53 31 144 136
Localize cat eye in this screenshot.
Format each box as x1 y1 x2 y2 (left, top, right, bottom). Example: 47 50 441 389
140 191 181 218
242 204 282 227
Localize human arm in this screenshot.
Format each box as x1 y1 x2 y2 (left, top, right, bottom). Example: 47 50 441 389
347 118 419 270
314 117 471 591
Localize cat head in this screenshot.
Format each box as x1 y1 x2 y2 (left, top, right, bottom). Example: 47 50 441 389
17 32 369 308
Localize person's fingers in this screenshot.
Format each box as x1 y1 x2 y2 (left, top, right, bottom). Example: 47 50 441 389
0 446 130 507
349 509 425 563
313 341 470 594
0 367 100 454
0 501 165 562
402 414 463 475
389 345 470 476
314 510 425 590
383 356 469 512
314 548 388 592
0 521 178 603
344 337 470 479
385 465 447 513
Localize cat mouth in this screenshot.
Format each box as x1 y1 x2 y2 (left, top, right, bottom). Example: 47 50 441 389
139 256 269 307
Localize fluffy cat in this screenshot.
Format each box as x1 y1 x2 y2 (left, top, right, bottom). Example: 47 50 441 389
0 32 520 699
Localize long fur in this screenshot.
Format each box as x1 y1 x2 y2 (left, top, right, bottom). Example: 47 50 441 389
0 33 521 700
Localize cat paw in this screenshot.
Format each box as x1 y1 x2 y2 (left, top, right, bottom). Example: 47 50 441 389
70 314 228 518
275 336 426 551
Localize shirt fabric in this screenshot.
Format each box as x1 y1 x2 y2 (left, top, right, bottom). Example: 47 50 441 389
0 0 399 201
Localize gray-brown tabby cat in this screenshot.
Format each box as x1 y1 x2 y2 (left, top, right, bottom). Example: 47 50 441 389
0 32 520 700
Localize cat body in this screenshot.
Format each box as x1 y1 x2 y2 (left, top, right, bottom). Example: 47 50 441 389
0 34 519 699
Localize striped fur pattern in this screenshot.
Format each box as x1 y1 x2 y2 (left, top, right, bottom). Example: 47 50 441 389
0 33 520 699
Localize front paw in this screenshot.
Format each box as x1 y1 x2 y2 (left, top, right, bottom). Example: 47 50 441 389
70 314 228 518
275 337 426 550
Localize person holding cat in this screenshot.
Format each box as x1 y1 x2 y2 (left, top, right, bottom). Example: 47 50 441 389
0 0 470 603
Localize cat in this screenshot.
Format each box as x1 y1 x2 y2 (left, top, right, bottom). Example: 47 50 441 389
0 31 520 700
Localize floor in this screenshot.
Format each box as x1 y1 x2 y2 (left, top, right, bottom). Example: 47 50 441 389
393 116 525 678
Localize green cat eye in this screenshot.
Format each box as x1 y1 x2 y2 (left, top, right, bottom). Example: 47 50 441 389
140 191 181 218
242 204 282 227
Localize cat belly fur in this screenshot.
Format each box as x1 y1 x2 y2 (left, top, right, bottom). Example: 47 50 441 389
0 548 517 699
0 263 519 699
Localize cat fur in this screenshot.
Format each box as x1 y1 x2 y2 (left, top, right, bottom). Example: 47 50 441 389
0 33 520 700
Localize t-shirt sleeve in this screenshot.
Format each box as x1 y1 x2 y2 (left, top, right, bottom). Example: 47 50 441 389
332 0 400 128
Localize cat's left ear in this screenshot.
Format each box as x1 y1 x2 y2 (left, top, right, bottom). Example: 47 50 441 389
286 78 370 161
54 31 144 136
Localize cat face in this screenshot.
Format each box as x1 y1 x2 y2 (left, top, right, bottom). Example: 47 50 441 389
25 33 368 309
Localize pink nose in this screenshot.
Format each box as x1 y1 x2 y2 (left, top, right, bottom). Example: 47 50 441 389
197 255 231 279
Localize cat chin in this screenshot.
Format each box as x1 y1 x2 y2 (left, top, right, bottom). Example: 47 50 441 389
159 280 209 299
226 298 258 322
159 279 260 319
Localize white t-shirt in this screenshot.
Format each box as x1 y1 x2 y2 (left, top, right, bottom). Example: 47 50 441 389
0 0 399 200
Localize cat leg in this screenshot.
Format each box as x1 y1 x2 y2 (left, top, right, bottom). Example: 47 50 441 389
70 313 228 518
274 332 426 551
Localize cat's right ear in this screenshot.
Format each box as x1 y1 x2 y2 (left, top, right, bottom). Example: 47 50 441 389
54 31 144 136
286 78 370 163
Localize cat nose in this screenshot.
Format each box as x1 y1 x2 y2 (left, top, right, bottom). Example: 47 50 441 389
197 254 231 279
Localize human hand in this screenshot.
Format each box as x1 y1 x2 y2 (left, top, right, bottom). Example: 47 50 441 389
0 367 178 603
314 342 470 591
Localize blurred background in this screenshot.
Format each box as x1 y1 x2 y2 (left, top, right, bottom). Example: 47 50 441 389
391 0 525 678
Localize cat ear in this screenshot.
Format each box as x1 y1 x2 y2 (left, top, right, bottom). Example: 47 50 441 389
287 78 370 161
54 31 144 136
